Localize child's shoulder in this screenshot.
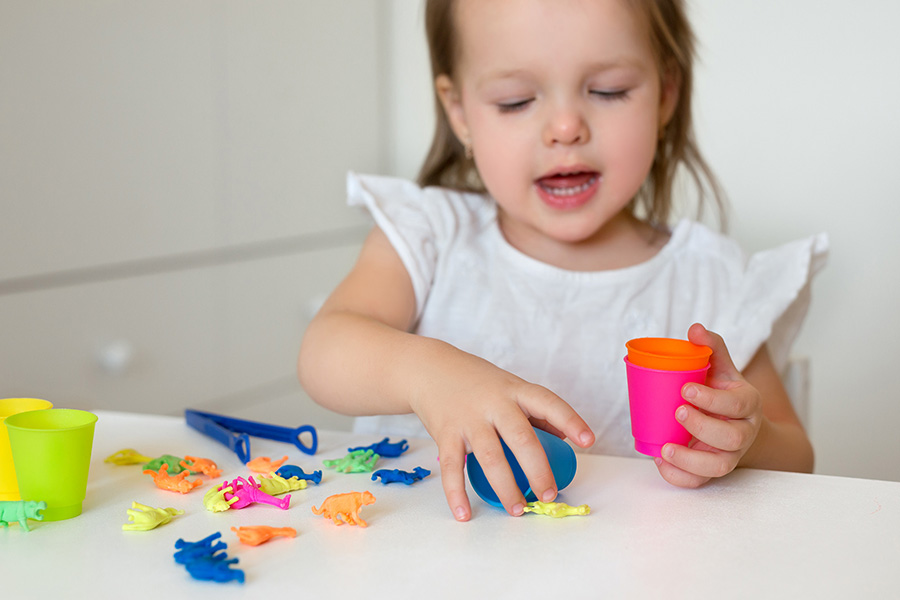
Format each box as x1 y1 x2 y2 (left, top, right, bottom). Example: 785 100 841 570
670 219 745 266
347 172 497 247
347 172 491 214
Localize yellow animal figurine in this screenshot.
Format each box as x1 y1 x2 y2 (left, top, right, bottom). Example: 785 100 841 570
105 448 153 465
257 472 308 496
522 501 591 518
203 483 239 512
311 491 376 527
122 501 184 531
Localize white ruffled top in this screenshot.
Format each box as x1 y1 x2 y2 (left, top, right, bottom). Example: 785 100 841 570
346 172 829 457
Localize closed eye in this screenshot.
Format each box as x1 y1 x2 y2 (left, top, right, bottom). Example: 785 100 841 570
497 98 534 113
590 89 629 101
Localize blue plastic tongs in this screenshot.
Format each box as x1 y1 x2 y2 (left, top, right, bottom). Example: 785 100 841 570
184 409 318 464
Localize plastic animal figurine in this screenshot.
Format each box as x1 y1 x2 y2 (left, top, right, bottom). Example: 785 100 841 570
143 454 188 474
246 455 288 473
180 455 222 478
276 464 322 484
311 491 376 527
0 500 46 532
174 533 244 584
256 471 307 496
174 532 227 564
371 467 431 485
231 525 297 546
122 501 184 531
203 483 240 513
323 449 380 473
221 476 290 510
522 501 591 518
349 437 409 458
104 448 153 465
184 554 244 584
143 463 203 494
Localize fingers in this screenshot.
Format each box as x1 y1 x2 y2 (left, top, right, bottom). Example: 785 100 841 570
466 425 531 516
654 454 711 488
520 386 595 449
658 441 739 480
436 437 472 522
495 423 559 505
676 394 758 449
687 323 740 382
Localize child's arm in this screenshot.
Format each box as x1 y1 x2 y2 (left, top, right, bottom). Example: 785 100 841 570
654 323 814 487
298 227 595 520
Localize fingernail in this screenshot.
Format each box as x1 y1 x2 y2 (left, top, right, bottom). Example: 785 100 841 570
683 385 697 399
579 431 593 445
512 503 525 516
654 457 663 466
663 445 675 459
541 488 556 502
454 506 468 521
675 406 688 421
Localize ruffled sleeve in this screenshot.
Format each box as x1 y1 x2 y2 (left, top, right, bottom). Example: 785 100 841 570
347 172 494 318
347 172 440 316
719 233 829 372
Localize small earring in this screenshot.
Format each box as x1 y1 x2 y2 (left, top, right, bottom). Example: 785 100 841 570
463 139 473 160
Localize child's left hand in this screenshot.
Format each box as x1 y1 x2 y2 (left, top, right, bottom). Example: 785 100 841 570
654 323 762 487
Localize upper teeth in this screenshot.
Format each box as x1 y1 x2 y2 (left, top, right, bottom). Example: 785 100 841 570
542 175 598 196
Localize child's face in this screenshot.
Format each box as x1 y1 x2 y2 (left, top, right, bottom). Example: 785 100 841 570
438 0 677 255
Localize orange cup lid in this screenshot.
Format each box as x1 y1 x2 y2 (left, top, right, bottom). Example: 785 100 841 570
625 338 712 371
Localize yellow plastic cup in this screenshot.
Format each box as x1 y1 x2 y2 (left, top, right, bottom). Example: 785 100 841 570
0 398 54 501
625 338 712 371
5 408 98 521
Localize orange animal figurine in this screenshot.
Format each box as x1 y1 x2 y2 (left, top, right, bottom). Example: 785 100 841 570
143 463 203 494
231 525 297 546
247 455 289 474
181 455 222 478
311 491 376 527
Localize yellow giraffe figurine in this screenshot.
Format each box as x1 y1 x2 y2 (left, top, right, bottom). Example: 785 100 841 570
523 501 591 518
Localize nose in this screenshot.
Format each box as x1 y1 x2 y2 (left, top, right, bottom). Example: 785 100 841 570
543 103 590 146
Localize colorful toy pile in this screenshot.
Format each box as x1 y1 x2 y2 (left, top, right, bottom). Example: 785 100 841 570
97 409 589 586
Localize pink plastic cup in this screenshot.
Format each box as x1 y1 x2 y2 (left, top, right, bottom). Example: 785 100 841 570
624 357 709 457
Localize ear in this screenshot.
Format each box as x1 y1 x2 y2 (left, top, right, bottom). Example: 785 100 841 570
435 73 470 145
658 64 681 129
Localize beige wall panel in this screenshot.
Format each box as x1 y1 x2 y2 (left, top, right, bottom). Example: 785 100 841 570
0 242 363 423
1 1 380 280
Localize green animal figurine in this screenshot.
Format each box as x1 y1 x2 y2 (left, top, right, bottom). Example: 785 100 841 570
0 500 47 532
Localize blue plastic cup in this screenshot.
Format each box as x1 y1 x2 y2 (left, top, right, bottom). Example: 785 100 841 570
466 427 577 508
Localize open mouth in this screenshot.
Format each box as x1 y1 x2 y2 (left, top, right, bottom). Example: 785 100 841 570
535 171 600 208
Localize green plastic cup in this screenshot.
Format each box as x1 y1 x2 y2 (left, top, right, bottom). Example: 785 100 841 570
0 398 54 501
5 408 98 521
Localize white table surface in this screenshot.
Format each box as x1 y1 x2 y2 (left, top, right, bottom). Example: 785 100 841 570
2 410 898 598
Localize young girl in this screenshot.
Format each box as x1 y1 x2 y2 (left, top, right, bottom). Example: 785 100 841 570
298 0 827 521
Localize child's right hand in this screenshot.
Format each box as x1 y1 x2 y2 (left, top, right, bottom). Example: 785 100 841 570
299 227 593 521
406 341 595 521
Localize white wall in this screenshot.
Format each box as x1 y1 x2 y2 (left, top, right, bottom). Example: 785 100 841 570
2 1 896 482
0 2 384 431
384 1 900 482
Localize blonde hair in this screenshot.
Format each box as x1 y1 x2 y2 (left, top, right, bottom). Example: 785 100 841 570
417 0 725 228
